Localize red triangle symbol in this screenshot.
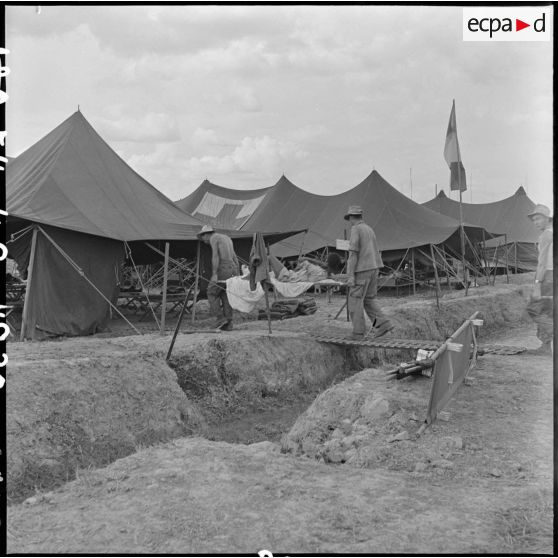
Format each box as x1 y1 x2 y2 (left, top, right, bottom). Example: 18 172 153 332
516 19 530 31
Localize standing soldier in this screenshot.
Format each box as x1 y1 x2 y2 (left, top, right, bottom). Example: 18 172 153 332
344 205 393 340
197 225 239 331
526 204 553 354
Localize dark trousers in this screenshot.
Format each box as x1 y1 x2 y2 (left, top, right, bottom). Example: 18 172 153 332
207 262 237 322
526 270 553 344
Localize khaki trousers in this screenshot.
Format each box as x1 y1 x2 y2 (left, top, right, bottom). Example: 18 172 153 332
348 269 386 335
207 261 237 322
526 270 553 344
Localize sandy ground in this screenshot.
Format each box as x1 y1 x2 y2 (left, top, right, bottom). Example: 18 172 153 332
8 324 553 554
6 276 554 554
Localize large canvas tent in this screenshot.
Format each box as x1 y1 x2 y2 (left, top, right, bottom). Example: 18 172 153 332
241 171 492 259
422 187 539 270
175 179 271 230
6 111 300 337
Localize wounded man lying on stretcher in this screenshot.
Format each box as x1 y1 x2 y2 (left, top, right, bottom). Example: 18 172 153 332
267 253 344 283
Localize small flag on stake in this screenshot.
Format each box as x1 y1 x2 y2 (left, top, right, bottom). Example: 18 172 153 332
444 100 467 192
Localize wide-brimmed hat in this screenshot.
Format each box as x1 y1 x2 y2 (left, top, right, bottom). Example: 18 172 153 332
527 204 552 220
196 224 215 238
344 205 364 221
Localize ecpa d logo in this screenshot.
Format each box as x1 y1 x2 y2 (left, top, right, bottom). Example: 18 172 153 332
463 7 551 41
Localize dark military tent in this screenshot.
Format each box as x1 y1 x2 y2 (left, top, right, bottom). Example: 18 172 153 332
422 187 539 270
240 171 493 259
6 111 300 337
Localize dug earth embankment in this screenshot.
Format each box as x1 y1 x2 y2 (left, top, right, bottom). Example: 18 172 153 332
7 284 532 502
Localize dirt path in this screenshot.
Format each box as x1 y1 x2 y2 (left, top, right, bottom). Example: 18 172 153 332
8 324 553 554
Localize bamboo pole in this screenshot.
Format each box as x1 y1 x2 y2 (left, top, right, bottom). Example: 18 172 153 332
20 227 38 341
191 240 201 323
160 242 170 334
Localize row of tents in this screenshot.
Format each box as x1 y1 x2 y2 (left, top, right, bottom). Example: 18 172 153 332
5 111 540 338
176 172 540 267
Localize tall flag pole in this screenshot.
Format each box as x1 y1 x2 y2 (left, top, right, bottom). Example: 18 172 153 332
444 99 468 293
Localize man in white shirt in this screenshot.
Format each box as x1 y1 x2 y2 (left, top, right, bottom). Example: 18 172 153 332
525 204 553 354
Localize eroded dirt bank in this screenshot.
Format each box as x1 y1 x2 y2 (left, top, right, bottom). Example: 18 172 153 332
6 352 205 503
6 282 552 554
7 284 533 503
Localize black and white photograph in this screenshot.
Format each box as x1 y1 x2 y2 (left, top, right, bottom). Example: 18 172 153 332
1 3 553 555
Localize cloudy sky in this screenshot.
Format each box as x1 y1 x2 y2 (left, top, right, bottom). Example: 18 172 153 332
5 4 553 208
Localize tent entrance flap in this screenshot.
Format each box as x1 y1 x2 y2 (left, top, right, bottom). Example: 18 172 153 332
9 225 131 337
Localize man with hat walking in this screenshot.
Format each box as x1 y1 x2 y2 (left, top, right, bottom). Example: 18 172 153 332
344 205 393 340
526 204 553 354
197 225 240 330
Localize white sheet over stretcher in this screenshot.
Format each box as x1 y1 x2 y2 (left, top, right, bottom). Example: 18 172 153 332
224 276 265 313
224 271 314 313
269 274 314 298
224 272 342 313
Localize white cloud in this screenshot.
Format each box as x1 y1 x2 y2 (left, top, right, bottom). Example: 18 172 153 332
191 127 219 147
123 135 307 199
5 4 553 210
97 112 181 143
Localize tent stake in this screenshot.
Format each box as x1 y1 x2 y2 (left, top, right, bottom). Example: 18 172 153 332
160 242 170 335
20 226 38 341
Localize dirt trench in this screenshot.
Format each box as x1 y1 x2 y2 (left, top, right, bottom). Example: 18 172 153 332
7 285 531 502
165 285 531 441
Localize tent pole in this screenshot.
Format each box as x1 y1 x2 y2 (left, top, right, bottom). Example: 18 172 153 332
514 241 518 275
430 244 440 309
160 242 170 335
166 282 194 361
264 243 272 334
445 245 450 287
492 243 500 285
504 234 509 284
481 229 489 285
192 240 201 323
458 189 468 296
298 229 310 260
20 226 38 341
411 248 416 296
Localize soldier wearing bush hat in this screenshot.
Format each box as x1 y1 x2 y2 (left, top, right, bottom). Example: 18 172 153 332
525 204 553 354
344 205 393 340
197 224 239 331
